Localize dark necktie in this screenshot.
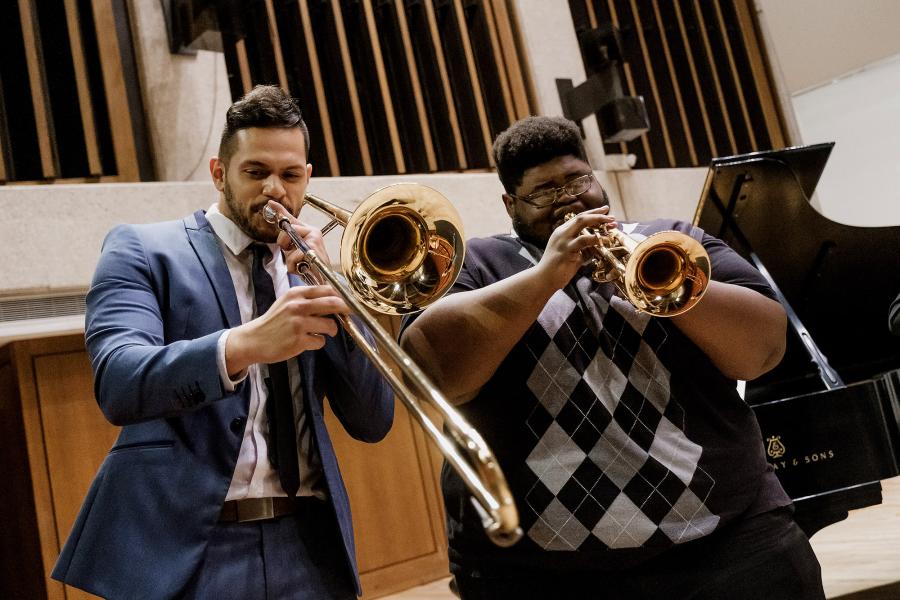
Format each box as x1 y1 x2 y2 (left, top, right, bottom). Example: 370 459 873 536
251 244 300 498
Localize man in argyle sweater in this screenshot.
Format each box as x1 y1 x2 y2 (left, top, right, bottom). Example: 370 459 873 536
401 116 824 599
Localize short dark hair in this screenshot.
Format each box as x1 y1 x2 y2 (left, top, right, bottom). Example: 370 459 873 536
218 85 309 163
493 116 588 194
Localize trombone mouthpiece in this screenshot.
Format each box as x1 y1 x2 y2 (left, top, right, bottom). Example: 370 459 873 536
262 205 278 224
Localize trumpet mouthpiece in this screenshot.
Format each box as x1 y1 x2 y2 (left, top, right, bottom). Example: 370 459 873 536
262 205 278 224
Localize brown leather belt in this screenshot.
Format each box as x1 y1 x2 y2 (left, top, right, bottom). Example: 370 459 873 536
219 497 296 523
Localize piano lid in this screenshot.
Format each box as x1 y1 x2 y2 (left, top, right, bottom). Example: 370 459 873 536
692 143 900 402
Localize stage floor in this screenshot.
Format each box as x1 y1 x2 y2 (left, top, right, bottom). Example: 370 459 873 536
382 477 900 600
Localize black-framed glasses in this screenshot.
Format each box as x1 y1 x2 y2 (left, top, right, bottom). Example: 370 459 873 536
510 173 595 208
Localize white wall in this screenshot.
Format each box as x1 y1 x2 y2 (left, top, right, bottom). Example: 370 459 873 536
755 0 900 227
791 55 900 226
754 0 900 94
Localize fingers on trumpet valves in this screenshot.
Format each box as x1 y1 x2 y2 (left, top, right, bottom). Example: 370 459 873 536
565 209 617 231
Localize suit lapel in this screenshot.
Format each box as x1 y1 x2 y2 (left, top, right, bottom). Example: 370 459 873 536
186 210 242 329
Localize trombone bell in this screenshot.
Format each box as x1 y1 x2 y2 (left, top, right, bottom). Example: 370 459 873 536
306 183 466 315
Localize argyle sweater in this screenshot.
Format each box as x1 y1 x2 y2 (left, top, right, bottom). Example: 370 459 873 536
432 220 790 572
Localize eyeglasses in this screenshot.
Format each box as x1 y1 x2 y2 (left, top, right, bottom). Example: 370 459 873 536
510 173 595 208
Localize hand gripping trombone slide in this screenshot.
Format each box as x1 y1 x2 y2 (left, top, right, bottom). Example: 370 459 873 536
264 183 522 546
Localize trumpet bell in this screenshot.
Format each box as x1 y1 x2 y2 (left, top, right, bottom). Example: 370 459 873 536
341 183 466 315
624 231 711 316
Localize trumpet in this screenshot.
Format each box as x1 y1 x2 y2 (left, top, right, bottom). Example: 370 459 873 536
568 213 711 316
264 183 522 546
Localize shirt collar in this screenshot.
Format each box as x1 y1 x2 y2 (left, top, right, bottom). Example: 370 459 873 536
206 203 278 258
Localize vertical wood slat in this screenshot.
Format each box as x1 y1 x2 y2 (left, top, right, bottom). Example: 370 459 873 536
733 0 785 149
297 0 340 175
451 0 494 166
215 0 533 175
18 0 57 179
572 0 787 169
263 0 290 91
0 102 7 181
585 0 599 27
692 0 736 155
393 0 437 172
479 0 515 126
362 0 405 174
89 0 139 181
63 0 102 177
424 0 467 169
713 0 757 150
606 0 651 164
651 0 697 165
330 0 373 176
487 0 530 120
234 39 253 95
671 0 717 159
628 0 675 167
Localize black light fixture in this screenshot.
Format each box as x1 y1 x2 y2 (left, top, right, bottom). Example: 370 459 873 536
161 0 229 54
557 24 650 143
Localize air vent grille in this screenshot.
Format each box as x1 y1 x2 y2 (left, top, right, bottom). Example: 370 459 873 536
0 294 87 323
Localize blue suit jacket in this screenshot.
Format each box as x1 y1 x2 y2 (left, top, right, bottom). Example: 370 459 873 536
51 210 394 599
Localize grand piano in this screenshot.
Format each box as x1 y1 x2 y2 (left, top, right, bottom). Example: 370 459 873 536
692 143 900 536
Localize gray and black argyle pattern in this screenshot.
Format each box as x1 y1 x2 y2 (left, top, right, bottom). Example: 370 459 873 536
521 272 720 551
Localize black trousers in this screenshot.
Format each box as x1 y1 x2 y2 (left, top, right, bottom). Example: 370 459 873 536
453 508 825 600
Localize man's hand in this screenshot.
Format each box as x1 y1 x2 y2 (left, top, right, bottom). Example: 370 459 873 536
537 206 617 291
225 285 349 376
265 200 333 274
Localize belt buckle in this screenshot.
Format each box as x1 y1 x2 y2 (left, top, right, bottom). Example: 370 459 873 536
236 497 275 522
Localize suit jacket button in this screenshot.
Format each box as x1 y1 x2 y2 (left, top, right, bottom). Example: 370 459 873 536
230 418 245 434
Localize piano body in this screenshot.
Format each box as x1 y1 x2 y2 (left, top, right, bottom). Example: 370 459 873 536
692 143 900 536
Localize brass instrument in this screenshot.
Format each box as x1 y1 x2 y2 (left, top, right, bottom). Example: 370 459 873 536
264 183 522 546
569 213 711 316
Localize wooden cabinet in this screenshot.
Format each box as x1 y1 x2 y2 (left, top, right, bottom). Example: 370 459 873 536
0 335 448 599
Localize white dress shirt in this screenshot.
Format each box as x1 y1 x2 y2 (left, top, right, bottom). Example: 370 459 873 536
205 204 325 500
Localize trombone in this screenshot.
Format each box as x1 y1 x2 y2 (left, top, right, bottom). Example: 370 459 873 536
569 213 711 316
264 183 522 547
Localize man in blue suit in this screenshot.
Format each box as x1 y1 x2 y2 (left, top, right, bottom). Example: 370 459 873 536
52 85 394 599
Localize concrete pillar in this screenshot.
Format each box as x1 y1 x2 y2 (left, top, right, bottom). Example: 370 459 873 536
510 0 607 170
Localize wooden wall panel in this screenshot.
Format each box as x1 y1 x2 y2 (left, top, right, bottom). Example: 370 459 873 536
326 401 449 599
0 357 48 600
571 0 789 168
218 0 533 175
1 0 149 184
35 350 119 598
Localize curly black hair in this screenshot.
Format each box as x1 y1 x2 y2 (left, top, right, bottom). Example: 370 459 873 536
492 116 588 194
218 85 309 162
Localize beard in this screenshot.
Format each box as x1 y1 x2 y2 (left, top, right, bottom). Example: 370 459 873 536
222 180 279 243
511 211 551 249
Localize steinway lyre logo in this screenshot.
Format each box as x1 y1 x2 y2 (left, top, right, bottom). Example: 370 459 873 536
767 435 786 459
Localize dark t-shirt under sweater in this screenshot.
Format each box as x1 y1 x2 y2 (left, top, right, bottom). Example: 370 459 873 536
421 219 791 573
